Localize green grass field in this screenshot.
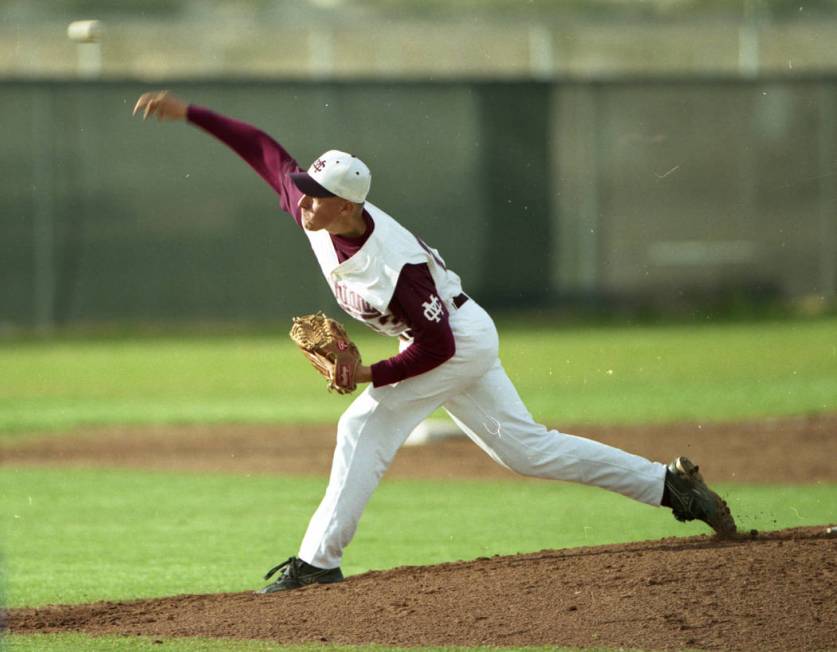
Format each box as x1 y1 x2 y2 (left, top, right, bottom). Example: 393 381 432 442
1 317 835 436
2 316 836 651
4 637 624 652
5 468 833 609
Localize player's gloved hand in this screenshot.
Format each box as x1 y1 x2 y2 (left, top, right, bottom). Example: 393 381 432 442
290 312 362 394
132 90 188 121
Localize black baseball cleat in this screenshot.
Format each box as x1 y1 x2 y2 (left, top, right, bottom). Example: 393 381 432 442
256 556 343 594
664 456 737 537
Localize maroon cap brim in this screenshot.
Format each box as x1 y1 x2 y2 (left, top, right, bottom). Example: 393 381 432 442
290 172 336 198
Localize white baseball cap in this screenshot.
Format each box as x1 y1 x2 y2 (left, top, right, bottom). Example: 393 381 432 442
290 150 371 204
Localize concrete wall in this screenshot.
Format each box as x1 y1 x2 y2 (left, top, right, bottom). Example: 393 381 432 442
4 20 837 80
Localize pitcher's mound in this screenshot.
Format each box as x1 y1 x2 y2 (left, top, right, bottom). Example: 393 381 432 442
9 526 835 651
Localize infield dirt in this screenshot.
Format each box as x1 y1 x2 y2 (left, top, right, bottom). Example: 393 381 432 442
3 413 837 651
4 412 835 483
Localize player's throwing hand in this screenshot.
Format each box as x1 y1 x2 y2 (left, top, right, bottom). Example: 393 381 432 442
132 90 187 121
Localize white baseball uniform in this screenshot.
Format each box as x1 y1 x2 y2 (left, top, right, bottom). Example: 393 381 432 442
298 202 667 569
186 106 669 572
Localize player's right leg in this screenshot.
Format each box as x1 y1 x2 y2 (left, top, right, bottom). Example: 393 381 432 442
443 360 667 504
443 362 735 533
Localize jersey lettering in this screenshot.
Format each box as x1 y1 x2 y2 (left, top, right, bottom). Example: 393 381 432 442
422 294 444 323
334 282 379 319
333 281 409 337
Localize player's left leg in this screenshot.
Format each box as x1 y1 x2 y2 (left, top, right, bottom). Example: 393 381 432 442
257 387 445 593
294 322 498 572
296 386 442 570
443 359 667 505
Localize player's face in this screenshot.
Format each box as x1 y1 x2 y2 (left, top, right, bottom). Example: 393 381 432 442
298 194 347 231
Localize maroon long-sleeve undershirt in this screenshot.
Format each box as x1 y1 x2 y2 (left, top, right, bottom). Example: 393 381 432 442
187 105 304 220
330 222 455 386
187 105 456 386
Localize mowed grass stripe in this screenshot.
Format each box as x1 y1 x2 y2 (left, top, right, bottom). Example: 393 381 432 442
2 467 834 608
1 317 835 435
4 634 622 652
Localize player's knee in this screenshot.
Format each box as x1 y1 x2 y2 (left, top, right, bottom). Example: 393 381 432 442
337 409 361 438
502 454 540 478
336 404 382 446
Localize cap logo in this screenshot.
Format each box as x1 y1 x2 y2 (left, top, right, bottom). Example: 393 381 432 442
312 159 326 172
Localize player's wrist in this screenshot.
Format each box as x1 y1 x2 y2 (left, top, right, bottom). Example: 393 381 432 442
356 364 373 384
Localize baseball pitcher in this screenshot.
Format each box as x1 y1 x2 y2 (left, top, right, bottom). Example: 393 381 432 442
133 91 737 593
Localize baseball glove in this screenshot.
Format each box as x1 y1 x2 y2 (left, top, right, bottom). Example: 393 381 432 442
289 312 361 394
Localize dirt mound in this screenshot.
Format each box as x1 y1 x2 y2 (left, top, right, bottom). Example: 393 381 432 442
8 527 836 651
3 413 835 483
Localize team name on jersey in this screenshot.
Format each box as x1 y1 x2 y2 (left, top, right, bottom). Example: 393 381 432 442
333 281 409 337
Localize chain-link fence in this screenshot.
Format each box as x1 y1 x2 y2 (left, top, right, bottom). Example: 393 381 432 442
1 77 834 329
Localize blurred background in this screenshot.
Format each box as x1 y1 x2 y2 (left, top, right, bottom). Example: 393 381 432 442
2 0 836 332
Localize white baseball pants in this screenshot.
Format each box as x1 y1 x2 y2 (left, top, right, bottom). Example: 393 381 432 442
298 300 668 569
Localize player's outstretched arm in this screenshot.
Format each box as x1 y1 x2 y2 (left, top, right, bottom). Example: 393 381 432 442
132 91 303 218
133 90 187 122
